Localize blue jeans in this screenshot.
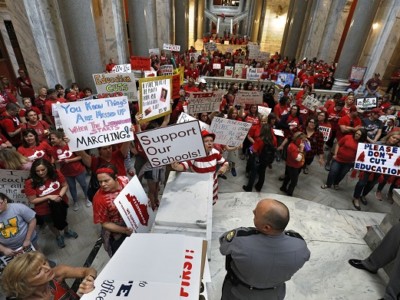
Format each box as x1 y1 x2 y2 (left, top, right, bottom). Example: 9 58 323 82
65 170 88 203
326 160 353 187
353 172 379 198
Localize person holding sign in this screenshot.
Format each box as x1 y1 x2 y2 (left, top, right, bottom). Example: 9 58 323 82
93 163 133 257
171 130 229 205
302 117 325 174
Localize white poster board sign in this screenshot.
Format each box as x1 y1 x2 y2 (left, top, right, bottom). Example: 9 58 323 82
234 63 245 78
224 66 234 77
93 73 138 101
354 143 400 175
0 169 30 205
111 64 132 73
163 43 181 52
187 92 221 114
177 112 210 131
258 106 271 116
81 234 206 300
204 42 217 52
113 175 156 232
302 95 321 111
234 90 263 106
56 96 133 151
356 97 377 109
212 63 221 70
136 121 206 167
247 43 260 60
319 126 331 142
210 117 252 147
149 48 160 56
246 67 264 80
273 129 284 137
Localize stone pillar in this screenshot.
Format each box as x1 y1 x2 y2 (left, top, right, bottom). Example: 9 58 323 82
174 0 189 52
280 0 295 55
333 0 380 89
250 0 263 43
5 0 74 92
281 0 308 60
317 0 347 63
295 0 314 59
195 0 205 49
57 0 102 90
127 0 158 56
156 0 174 48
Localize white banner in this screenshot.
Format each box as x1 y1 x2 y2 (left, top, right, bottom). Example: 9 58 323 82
114 175 156 232
0 169 30 205
354 143 400 175
136 121 206 167
56 96 133 151
111 64 132 73
93 73 138 101
319 126 331 142
234 90 263 106
302 95 321 111
210 117 252 147
187 92 221 114
177 112 210 131
163 43 181 52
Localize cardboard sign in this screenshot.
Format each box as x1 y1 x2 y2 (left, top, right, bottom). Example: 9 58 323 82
187 92 221 114
139 76 172 123
302 95 321 111
163 43 181 52
210 117 252 147
149 48 160 56
224 66 234 77
56 96 134 151
136 121 206 167
319 126 331 142
234 90 263 106
177 112 210 131
246 67 264 80
130 56 151 71
204 42 217 52
81 234 206 300
356 97 377 109
93 72 138 101
354 143 400 175
350 66 367 82
258 106 271 116
111 64 131 73
0 169 30 205
275 72 295 87
114 175 156 232
159 64 174 76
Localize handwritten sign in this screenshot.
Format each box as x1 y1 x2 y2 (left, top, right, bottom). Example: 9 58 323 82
187 92 221 114
114 175 156 232
350 66 367 83
258 106 271 116
93 73 138 101
139 76 172 123
172 73 181 99
234 63 245 79
256 51 270 62
149 48 160 56
356 97 377 109
302 95 321 111
163 43 181 52
246 67 264 80
204 42 217 52
177 112 210 131
273 129 284 137
136 121 206 167
0 169 30 205
210 117 252 147
56 96 133 151
234 90 263 106
319 126 331 142
224 66 234 77
159 64 173 76
354 143 400 175
247 43 260 60
144 71 157 78
111 64 131 73
275 72 295 87
130 56 151 71
213 63 221 70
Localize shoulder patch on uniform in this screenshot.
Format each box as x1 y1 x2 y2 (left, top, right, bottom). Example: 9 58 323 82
226 230 236 242
236 227 259 237
285 230 304 240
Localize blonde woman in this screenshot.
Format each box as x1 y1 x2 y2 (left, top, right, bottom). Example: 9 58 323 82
0 148 31 170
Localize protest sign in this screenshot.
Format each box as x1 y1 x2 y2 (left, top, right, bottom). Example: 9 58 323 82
258 106 271 116
144 71 157 78
0 245 35 274
234 63 245 78
204 42 217 52
256 51 270 62
354 143 400 175
234 90 263 106
246 67 264 80
275 72 295 86
130 56 151 71
177 112 210 131
189 52 202 62
56 96 133 151
136 121 206 167
273 129 284 137
163 43 181 52
319 126 331 142
213 63 221 70
81 234 206 300
159 64 173 76
149 48 160 56
139 76 172 122
111 64 131 73
210 117 252 147
302 95 321 111
356 97 377 109
93 72 138 101
171 73 181 99
247 43 260 60
0 169 29 205
224 66 234 77
187 92 221 114
114 175 156 232
350 66 367 82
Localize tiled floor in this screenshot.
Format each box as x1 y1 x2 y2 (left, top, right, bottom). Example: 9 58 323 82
2 156 394 299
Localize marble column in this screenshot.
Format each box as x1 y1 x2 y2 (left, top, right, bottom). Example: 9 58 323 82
156 0 173 48
174 0 189 52
196 0 205 40
295 0 314 60
317 0 347 63
250 0 263 43
127 0 158 57
5 0 74 92
333 0 380 88
298 0 331 61
58 0 102 90
281 0 308 60
280 0 295 55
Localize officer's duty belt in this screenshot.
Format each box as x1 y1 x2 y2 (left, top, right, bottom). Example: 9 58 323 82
227 272 276 290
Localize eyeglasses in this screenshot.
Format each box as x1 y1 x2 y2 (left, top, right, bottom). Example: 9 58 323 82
0 199 6 204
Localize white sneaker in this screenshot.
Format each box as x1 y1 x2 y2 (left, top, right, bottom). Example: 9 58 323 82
85 199 92 207
72 202 79 211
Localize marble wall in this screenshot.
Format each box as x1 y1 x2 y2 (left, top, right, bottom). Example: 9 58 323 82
0 9 19 76
156 0 173 48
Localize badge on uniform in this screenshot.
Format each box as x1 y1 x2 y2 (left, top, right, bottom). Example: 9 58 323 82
226 230 236 242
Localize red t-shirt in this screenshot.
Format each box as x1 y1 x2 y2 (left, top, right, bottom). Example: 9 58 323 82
274 104 289 120
52 144 85 177
337 115 362 141
336 135 358 163
21 121 50 142
19 106 41 119
18 141 53 162
326 106 345 131
0 112 21 146
286 142 304 168
91 149 127 176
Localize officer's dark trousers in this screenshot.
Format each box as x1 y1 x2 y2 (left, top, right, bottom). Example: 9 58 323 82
281 165 301 196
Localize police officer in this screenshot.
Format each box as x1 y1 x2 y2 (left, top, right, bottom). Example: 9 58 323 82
220 198 310 300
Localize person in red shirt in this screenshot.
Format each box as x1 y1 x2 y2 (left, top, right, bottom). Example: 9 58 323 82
105 57 116 73
21 109 50 142
34 87 47 111
183 77 200 93
0 132 12 149
364 73 382 97
18 128 52 162
15 68 34 100
274 96 290 122
323 93 343 112
19 98 42 123
337 105 363 142
341 92 355 116
44 88 66 125
300 69 315 90
0 103 22 147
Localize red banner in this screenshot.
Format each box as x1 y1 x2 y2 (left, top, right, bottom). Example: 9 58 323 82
172 74 181 99
130 56 151 71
